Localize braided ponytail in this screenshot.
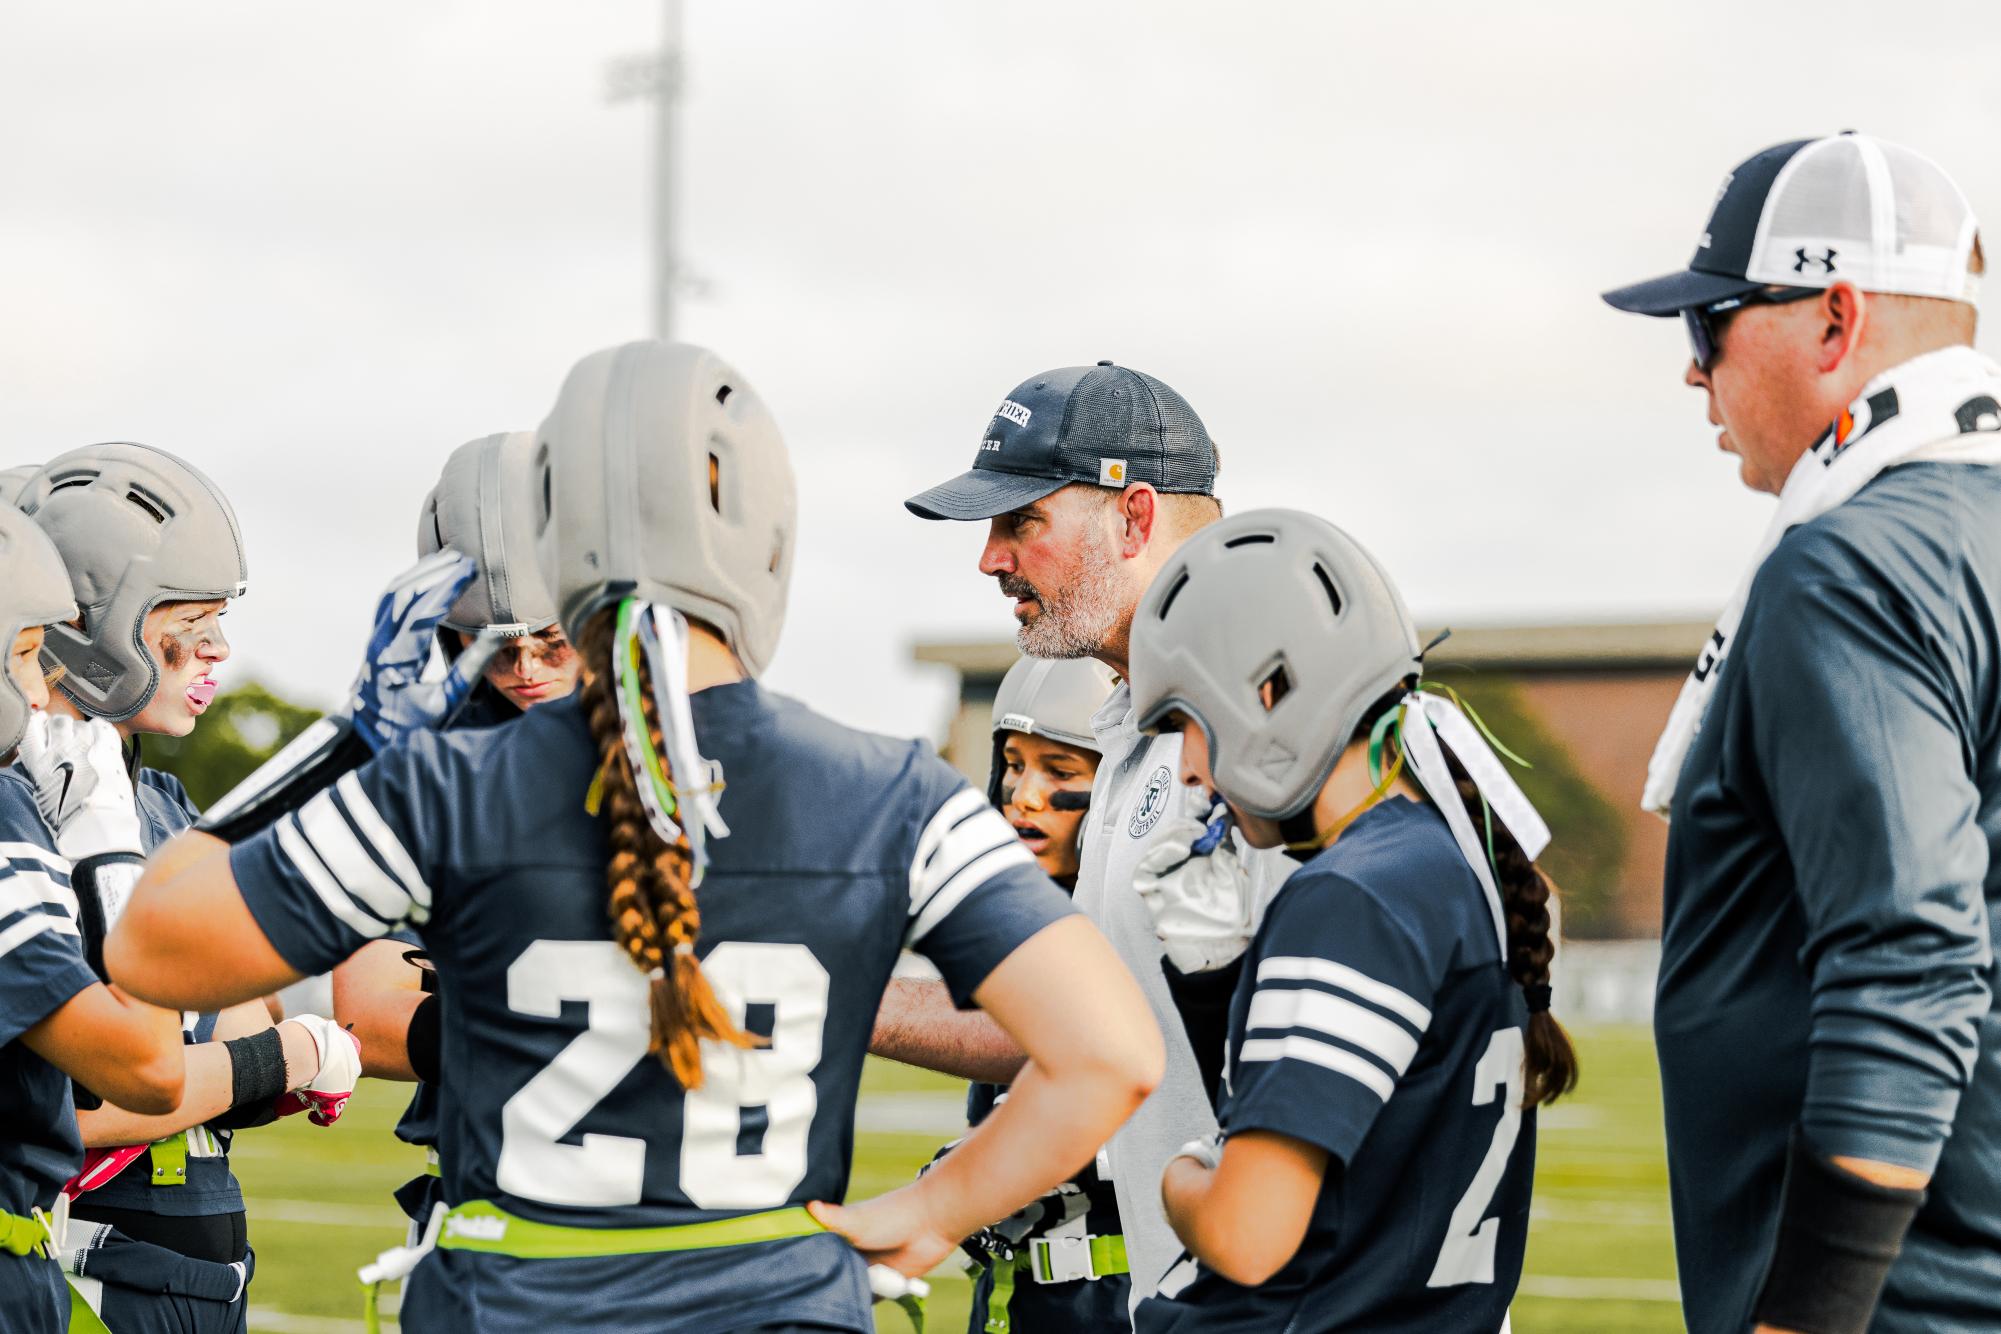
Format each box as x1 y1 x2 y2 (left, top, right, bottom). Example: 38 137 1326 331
1363 693 1579 1108
578 611 753 1088
1440 759 1578 1107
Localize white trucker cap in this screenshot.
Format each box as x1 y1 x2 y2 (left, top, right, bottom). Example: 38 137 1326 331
1603 132 1981 315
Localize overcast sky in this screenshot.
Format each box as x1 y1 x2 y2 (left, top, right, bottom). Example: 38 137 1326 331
5 1 1999 740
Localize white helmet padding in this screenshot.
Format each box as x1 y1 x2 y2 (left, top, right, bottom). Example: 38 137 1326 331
416 432 558 636
20 443 247 722
534 341 796 677
0 465 40 508
1128 509 1420 821
0 509 79 756
986 656 1113 805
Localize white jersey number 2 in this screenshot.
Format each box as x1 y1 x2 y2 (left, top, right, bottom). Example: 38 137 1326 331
496 939 829 1210
1427 1025 1525 1288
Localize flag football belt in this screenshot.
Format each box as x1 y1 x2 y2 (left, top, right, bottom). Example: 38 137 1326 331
0 1209 114 1334
983 1233 1127 1334
435 1200 925 1330
0 1207 54 1258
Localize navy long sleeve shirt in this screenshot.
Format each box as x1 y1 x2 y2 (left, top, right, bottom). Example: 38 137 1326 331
1659 461 2001 1333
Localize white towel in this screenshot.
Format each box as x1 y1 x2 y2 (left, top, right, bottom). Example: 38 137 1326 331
1643 345 2001 817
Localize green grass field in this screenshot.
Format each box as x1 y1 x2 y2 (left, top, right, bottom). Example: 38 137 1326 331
229 1025 1678 1332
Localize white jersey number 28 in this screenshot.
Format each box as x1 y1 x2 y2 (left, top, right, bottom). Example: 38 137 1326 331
496 939 829 1210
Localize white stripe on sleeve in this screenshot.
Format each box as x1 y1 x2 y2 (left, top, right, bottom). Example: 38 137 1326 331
295 789 416 926
909 790 990 901
333 773 432 912
1246 985 1421 1076
1238 1033 1399 1102
0 913 61 963
0 843 72 875
906 840 1036 946
1256 955 1432 1030
912 807 1018 915
275 817 390 941
0 867 78 918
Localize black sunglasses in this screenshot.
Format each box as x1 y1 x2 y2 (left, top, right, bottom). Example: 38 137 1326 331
1682 286 1824 372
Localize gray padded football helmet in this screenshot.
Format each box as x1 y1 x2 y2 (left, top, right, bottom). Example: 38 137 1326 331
416 431 558 636
0 509 79 757
987 656 1113 805
534 341 796 676
0 465 40 508
1129 508 1420 821
19 443 247 722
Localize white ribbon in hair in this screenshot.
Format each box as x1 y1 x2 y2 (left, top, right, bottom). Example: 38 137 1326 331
616 603 731 884
1395 691 1552 959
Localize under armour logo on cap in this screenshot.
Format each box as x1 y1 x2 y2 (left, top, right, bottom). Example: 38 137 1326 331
1793 247 1837 275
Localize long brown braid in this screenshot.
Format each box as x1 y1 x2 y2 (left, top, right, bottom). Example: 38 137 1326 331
1367 693 1579 1108
578 610 753 1088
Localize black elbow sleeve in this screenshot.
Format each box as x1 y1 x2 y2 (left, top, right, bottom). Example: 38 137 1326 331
406 992 442 1085
1750 1130 1926 1334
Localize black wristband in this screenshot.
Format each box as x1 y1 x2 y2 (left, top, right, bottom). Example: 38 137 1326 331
1161 955 1244 1113
224 1028 289 1108
1751 1130 1926 1334
406 992 442 1085
71 852 145 983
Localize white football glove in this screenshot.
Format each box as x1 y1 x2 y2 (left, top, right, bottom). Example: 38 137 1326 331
1134 814 1256 974
16 712 143 860
275 1014 363 1127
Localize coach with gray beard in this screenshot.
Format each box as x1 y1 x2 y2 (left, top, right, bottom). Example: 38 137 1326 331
882 362 1291 1314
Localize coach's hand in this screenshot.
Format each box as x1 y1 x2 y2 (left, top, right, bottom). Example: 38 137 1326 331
809 1188 954 1285
1135 814 1256 973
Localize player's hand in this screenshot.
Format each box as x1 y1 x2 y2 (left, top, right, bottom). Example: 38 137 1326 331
17 712 143 860
808 1188 956 1282
1134 811 1255 973
274 1014 363 1126
347 550 505 753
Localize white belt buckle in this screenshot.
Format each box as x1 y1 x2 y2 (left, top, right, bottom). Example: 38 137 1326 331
1032 1234 1097 1284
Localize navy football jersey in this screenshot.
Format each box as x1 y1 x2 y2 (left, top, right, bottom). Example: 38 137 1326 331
0 766 218 1222
230 684 1077 1333
1137 797 1534 1334
0 777 98 1225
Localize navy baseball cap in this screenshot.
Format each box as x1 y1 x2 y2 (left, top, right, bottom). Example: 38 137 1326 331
1603 133 1981 316
905 361 1218 522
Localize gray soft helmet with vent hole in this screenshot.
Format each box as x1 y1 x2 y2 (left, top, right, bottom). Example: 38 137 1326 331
1128 508 1419 821
416 431 559 637
0 508 80 757
532 340 796 676
0 465 41 508
18 443 247 722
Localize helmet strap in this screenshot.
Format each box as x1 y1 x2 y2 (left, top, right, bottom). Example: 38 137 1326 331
1284 709 1407 856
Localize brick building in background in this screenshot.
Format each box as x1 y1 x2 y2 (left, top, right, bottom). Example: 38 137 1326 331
914 620 1705 942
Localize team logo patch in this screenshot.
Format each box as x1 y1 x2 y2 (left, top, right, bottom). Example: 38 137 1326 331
1100 458 1128 486
995 399 1033 428
1129 765 1172 839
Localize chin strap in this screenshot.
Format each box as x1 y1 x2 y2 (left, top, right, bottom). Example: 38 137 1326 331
1283 705 1408 856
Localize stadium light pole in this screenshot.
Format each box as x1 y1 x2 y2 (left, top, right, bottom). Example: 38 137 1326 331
606 0 685 341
